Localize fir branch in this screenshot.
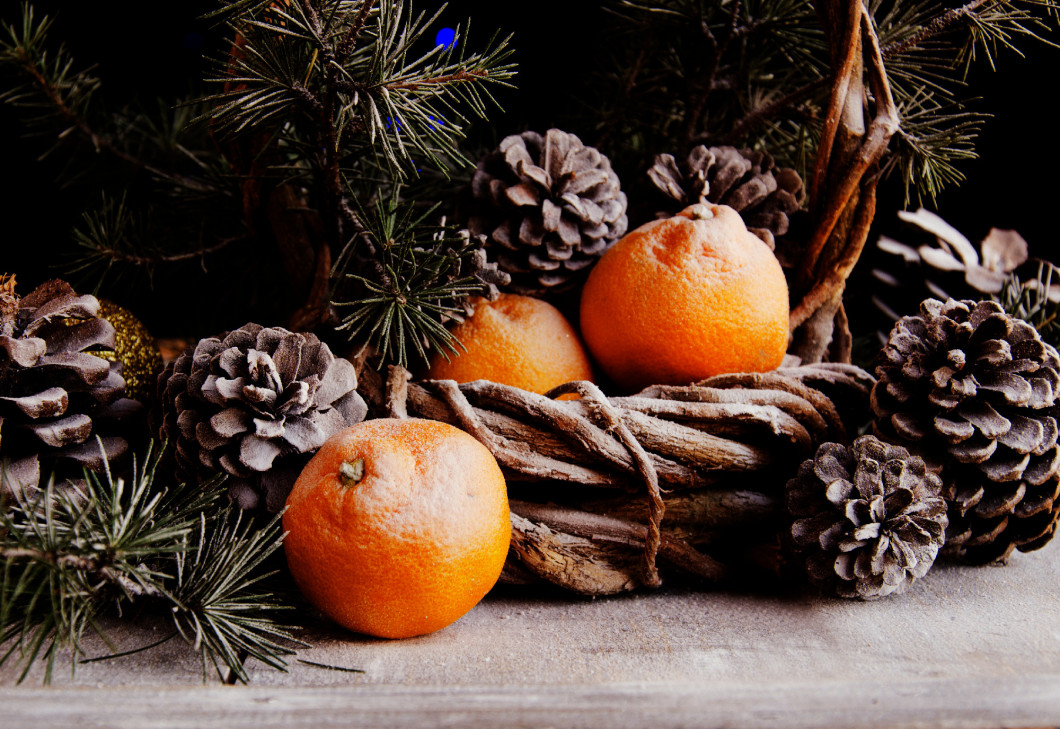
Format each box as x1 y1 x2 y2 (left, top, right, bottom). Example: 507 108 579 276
872 0 1059 201
0 4 189 181
0 442 297 684
592 0 1057 206
590 0 828 182
885 91 985 206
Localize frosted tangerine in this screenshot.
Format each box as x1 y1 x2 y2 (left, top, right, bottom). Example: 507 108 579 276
426 293 594 394
283 418 510 639
579 203 789 391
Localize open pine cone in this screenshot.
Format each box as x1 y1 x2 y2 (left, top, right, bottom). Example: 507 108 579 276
0 279 133 496
872 298 1060 563
157 323 367 511
648 145 803 247
466 129 628 296
785 435 948 599
870 209 1030 339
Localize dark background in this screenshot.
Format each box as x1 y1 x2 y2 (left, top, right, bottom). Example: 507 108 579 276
3 2 1056 322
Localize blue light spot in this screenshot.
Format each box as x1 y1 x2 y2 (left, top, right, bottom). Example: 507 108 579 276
435 27 456 49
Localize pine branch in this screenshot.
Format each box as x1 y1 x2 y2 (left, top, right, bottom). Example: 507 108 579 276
332 190 490 368
169 509 294 684
590 0 828 184
204 0 515 180
0 4 199 183
590 0 1058 207
997 260 1060 348
198 0 515 328
65 193 247 292
0 442 297 684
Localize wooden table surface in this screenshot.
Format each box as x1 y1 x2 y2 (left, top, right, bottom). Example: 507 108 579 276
4 542 1060 729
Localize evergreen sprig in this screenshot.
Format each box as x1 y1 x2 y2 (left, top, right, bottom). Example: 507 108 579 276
873 0 1060 204
591 0 1059 206
0 3 103 167
1 4 248 293
204 0 516 180
591 0 828 182
0 442 297 684
333 191 488 368
997 260 1060 349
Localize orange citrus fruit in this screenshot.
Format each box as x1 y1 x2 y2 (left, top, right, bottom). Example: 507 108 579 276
426 293 594 394
283 418 510 639
579 203 789 391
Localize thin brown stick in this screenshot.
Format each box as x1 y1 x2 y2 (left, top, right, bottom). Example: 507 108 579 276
882 0 991 60
790 180 877 328
511 501 728 585
809 0 863 215
385 365 410 419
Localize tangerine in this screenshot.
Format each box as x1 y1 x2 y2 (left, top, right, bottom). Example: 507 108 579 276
579 203 790 392
426 293 594 394
283 418 510 639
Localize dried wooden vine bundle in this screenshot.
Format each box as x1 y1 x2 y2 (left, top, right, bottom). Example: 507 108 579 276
366 360 874 595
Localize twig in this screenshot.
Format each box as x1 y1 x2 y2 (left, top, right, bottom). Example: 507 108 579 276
337 0 377 60
882 0 992 60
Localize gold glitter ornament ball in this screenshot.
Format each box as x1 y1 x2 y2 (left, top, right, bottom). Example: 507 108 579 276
97 300 163 404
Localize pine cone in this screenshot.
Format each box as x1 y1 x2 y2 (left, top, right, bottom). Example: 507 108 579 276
0 279 132 496
869 209 1030 340
440 228 510 316
467 129 628 296
872 298 1060 563
785 435 948 599
157 323 368 511
648 145 803 247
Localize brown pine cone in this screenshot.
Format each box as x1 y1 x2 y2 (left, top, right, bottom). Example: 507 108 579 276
466 129 628 296
872 298 1060 563
785 435 948 599
648 145 803 247
0 279 133 496
157 323 367 511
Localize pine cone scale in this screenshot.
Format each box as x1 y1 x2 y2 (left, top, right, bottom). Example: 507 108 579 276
24 413 93 447
0 387 68 419
43 319 115 354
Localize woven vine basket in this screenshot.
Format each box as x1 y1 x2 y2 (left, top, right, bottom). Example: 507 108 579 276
355 358 876 595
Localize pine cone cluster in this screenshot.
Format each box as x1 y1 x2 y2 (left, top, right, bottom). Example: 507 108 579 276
0 279 133 495
872 298 1060 563
648 145 803 246
157 323 367 511
466 129 628 296
785 435 948 599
